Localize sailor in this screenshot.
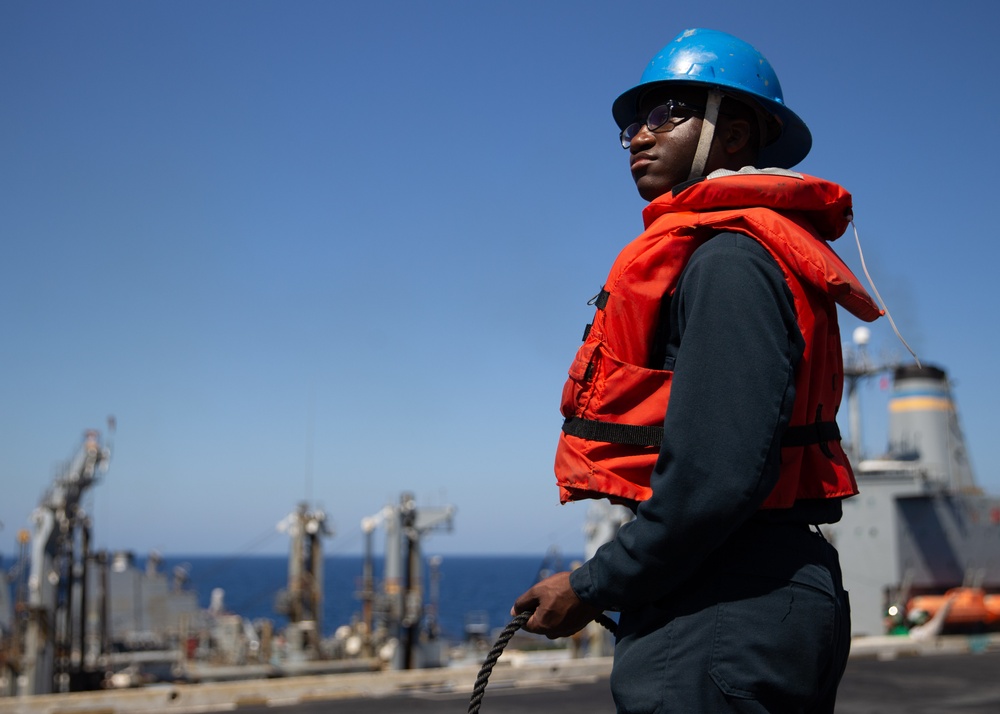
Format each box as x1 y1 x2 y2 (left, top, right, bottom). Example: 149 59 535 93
513 28 881 712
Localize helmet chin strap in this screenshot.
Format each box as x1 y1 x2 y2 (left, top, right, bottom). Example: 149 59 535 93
687 90 722 180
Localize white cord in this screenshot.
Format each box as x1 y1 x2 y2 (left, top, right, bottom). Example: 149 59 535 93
850 218 921 368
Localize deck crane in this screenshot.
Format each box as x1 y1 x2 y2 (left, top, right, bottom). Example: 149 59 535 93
360 493 454 669
275 503 332 660
20 426 112 694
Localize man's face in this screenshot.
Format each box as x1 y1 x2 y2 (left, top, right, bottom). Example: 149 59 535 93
626 87 706 201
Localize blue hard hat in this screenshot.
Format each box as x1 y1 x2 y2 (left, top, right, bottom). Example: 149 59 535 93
612 29 812 168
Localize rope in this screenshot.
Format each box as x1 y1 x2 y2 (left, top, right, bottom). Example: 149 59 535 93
468 611 618 713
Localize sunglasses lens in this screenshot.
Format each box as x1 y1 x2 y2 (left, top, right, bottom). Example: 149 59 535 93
621 122 642 148
646 104 674 132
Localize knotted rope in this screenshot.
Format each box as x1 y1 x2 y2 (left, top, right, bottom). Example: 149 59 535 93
467 611 618 713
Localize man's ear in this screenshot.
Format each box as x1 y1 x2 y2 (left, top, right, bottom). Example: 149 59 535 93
719 117 753 156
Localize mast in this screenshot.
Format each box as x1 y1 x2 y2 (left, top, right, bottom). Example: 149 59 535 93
381 493 454 670
843 326 888 464
277 503 331 660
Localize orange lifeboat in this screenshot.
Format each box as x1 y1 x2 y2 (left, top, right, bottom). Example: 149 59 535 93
906 587 1000 628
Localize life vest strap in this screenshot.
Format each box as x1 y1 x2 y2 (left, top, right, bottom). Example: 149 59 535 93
780 420 841 447
562 416 841 449
562 416 662 448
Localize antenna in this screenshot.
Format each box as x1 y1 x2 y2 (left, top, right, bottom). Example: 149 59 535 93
843 326 893 464
304 385 315 503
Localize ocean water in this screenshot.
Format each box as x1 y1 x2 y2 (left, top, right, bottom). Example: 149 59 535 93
150 552 582 644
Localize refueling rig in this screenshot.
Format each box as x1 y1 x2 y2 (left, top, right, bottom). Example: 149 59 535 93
0 427 457 696
1 427 112 695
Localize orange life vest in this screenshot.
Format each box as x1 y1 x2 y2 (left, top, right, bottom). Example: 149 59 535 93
554 171 882 507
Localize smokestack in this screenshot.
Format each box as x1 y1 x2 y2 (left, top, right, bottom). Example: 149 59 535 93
888 364 977 492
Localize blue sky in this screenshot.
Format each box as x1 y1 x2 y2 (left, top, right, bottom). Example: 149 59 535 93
2 0 998 558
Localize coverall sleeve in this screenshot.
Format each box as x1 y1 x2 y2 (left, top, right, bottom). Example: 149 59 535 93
569 232 805 610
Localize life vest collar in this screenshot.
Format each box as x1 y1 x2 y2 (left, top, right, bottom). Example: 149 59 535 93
644 167 853 243
640 171 881 323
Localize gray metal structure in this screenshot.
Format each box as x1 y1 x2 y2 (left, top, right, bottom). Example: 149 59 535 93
275 503 331 661
826 363 1000 635
357 494 456 669
20 429 112 694
381 493 455 670
99 551 206 647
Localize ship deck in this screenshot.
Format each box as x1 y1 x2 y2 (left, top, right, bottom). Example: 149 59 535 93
3 639 999 713
236 649 1000 713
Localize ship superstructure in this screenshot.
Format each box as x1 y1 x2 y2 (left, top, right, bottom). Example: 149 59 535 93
827 362 1000 635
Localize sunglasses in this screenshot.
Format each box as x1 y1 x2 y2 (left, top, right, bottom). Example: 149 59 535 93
620 100 706 149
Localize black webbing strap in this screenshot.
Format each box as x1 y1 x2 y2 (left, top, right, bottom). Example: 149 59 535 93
562 416 663 448
780 420 841 449
562 416 841 449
